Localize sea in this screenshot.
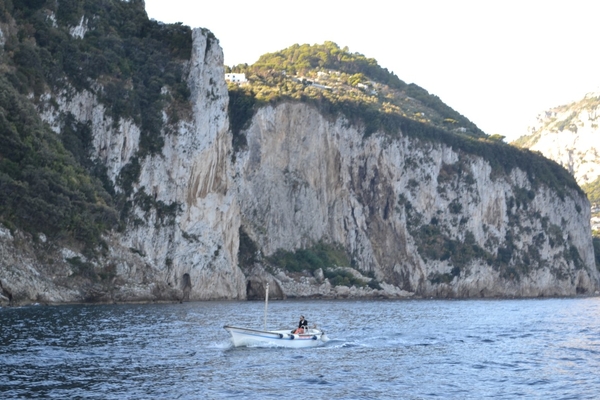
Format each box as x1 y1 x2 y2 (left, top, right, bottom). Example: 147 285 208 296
1 297 599 399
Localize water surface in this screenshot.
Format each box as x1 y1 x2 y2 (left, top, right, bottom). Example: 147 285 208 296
1 297 599 399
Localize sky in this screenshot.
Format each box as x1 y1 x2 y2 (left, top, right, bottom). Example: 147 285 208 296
144 0 600 142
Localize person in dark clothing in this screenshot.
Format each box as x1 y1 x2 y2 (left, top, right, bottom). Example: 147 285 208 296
293 315 308 334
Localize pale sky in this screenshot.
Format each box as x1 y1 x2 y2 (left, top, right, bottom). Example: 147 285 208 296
145 0 600 141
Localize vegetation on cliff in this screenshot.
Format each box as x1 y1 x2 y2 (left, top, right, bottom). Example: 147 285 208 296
227 42 582 199
0 75 117 252
237 227 380 288
0 0 192 252
2 0 192 156
512 93 600 213
0 0 588 282
582 176 600 207
512 93 600 148
586 176 600 242
227 42 483 139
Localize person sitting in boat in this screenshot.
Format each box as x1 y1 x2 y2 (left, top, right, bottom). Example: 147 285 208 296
293 315 308 334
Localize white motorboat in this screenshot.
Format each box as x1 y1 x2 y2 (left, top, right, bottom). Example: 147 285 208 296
224 283 328 348
223 325 327 348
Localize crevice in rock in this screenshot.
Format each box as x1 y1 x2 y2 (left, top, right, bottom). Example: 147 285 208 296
0 280 13 305
181 273 192 302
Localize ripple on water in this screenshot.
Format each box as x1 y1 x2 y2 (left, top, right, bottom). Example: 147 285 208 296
2 298 600 398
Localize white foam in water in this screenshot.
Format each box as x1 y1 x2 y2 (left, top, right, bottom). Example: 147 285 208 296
209 341 233 350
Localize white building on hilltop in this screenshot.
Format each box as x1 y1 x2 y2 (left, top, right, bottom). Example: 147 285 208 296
225 73 247 84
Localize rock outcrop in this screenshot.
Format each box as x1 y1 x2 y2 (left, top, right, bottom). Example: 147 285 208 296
235 103 599 299
1 24 598 305
513 91 600 186
1 29 246 304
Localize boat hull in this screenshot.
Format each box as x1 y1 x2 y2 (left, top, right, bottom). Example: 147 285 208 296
224 326 327 348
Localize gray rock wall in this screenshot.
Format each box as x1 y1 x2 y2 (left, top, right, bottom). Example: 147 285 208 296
235 103 599 298
1 29 246 304
1 30 598 305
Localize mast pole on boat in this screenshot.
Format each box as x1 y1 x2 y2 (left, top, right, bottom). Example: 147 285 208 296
263 282 269 331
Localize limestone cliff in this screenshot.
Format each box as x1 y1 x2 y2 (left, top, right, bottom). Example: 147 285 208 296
1 7 598 305
235 103 599 299
513 92 600 186
1 29 246 304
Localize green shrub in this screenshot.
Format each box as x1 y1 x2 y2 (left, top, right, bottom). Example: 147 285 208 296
415 225 491 269
66 256 98 281
228 84 259 151
513 187 535 210
566 245 584 270
449 199 462 214
267 241 350 273
582 176 600 205
238 226 259 269
367 279 382 290
132 189 180 227
428 271 455 285
323 268 367 287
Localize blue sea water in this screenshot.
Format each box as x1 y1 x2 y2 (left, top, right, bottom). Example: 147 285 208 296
1 297 599 399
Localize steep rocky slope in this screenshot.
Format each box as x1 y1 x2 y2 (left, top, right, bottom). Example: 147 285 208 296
513 92 600 186
1 2 598 305
235 103 598 299
1 11 246 303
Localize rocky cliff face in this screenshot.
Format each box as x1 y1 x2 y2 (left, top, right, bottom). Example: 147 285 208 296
513 92 600 186
235 103 599 298
1 29 246 304
1 25 598 306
